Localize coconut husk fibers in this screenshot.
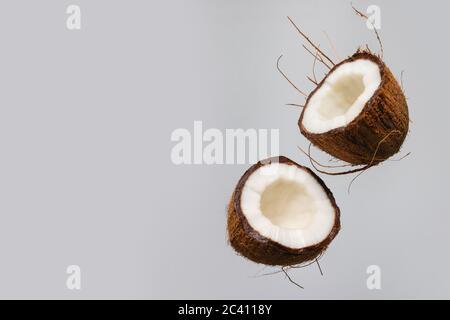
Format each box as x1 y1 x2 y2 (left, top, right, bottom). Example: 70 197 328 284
299 50 409 166
227 156 340 266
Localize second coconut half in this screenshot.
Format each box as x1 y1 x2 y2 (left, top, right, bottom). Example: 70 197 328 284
227 156 340 266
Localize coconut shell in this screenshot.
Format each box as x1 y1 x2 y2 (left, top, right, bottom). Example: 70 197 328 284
227 156 340 266
299 50 409 165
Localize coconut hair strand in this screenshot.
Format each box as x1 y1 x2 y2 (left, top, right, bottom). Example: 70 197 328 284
287 16 336 66
351 4 384 59
276 55 307 97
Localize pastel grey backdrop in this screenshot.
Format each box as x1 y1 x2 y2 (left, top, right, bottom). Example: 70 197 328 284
0 0 446 299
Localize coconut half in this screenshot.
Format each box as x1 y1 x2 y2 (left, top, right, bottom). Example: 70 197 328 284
299 50 409 165
227 156 340 266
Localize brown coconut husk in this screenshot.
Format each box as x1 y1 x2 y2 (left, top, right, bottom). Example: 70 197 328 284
227 156 341 266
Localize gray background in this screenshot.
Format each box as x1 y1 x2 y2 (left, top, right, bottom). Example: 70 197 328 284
0 0 447 299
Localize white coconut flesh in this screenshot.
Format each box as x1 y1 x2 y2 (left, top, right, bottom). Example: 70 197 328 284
240 163 336 249
302 59 382 134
